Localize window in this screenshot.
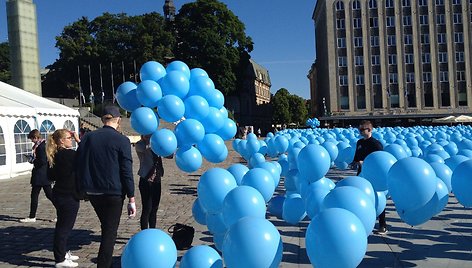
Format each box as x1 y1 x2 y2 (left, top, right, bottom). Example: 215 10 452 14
456 51 465 62
339 75 348 86
354 37 363 47
14 119 32 163
452 0 461 5
338 56 347 67
353 18 362 28
457 71 466 81
406 73 415 83
372 74 381 84
356 75 365 85
355 56 364 66
422 53 431 63
372 55 380 65
437 14 445 25
404 34 413 45
389 73 398 84
423 72 432 82
337 38 346 48
40 120 55 140
388 54 397 64
420 15 428 25
336 1 344 10
440 71 448 82
455 32 464 43
370 17 378 27
0 126 5 165
371 35 379 46
337 19 345 29
402 0 411 7
386 16 395 27
369 0 377 9
437 33 446 44
386 0 394 8
405 53 414 64
436 0 444 5
418 0 427 6
387 35 396 46
438 52 448 63
352 0 361 10
453 13 462 24
403 16 412 26
421 34 430 44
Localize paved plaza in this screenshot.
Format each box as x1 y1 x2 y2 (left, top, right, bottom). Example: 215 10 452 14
0 143 471 267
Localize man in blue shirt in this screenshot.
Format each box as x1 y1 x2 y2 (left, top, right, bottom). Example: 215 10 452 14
77 105 136 267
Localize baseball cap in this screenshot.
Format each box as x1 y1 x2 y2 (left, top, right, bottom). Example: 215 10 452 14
102 105 121 118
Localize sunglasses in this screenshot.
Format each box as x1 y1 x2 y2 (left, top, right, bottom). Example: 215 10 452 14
359 128 370 131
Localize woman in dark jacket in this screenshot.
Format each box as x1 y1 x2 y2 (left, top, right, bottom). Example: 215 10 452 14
20 129 53 223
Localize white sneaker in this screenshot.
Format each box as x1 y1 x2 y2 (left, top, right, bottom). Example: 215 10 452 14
55 259 78 267
19 217 36 223
65 251 79 261
51 217 58 223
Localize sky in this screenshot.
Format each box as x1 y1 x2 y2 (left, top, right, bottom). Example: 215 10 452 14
0 0 317 99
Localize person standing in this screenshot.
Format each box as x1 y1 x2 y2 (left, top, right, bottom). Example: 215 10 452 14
20 129 53 223
135 135 164 230
47 129 81 268
353 120 387 234
76 105 136 268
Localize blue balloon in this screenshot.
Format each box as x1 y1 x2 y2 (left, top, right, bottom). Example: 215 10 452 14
322 141 339 162
241 168 275 202
157 94 185 123
277 155 289 177
200 107 225 134
130 107 159 135
336 176 375 206
222 186 267 228
206 212 226 235
197 168 237 213
180 245 222 268
274 135 289 154
189 67 209 79
175 145 202 173
115 81 141 112
150 129 177 157
306 208 367 268
255 161 281 189
284 169 299 192
297 144 331 182
385 144 408 160
136 80 162 108
222 217 282 268
139 61 166 82
429 162 452 192
175 119 205 146
121 229 177 268
207 89 225 109
444 154 469 172
227 163 249 185
304 185 330 219
188 76 215 98
267 195 285 218
184 95 210 120
248 153 265 168
374 191 387 217
192 198 207 225
166 60 190 79
197 134 228 163
451 159 472 207
246 138 261 157
424 153 445 164
282 193 307 224
361 151 397 191
159 70 190 99
215 118 237 141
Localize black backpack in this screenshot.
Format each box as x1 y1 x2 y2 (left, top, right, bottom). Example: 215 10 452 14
168 223 195 250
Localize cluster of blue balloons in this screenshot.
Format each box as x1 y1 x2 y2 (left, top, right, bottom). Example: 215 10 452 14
115 60 237 173
305 117 320 128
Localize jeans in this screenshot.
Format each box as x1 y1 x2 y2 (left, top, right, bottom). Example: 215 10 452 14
89 195 124 268
139 177 161 230
53 192 80 263
29 185 53 218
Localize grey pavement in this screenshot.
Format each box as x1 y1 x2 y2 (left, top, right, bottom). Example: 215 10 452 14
0 143 471 267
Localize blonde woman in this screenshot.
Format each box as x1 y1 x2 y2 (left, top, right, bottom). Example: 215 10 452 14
46 129 81 268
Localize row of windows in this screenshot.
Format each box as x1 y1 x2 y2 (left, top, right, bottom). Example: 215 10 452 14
335 0 465 11
339 70 466 85
338 51 465 67
338 32 465 48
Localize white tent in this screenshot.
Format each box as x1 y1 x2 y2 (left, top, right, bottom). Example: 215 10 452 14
0 81 80 179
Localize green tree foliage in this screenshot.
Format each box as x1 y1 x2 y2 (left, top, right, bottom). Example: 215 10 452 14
0 42 11 83
271 88 291 124
173 0 253 96
289 94 308 125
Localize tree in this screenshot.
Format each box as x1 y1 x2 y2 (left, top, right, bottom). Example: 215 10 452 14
0 42 11 83
271 88 291 124
173 0 253 96
289 94 308 126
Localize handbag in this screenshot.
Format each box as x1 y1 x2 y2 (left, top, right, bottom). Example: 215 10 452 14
168 223 195 250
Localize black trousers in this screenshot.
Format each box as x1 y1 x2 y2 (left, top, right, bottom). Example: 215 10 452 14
139 177 161 230
89 195 124 268
53 192 80 263
29 185 53 218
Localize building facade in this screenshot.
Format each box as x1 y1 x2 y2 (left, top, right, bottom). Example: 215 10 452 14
6 0 42 96
311 0 472 121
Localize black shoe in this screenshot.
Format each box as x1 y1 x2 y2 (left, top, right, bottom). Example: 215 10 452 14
377 226 388 235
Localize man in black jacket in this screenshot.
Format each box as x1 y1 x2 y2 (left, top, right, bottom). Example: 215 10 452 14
77 105 136 268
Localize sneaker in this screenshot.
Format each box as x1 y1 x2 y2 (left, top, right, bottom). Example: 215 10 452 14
65 251 79 261
55 259 78 268
19 217 36 223
377 226 388 235
51 217 58 223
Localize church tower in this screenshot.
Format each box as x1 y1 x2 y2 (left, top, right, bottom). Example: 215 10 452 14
163 0 176 22
6 0 42 96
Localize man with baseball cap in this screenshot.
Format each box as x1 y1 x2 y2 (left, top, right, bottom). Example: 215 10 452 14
76 105 136 267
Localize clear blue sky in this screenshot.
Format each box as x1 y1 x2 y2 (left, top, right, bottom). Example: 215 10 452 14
0 0 317 99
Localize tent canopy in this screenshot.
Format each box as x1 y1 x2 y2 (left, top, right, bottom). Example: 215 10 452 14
433 115 472 123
